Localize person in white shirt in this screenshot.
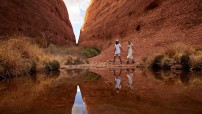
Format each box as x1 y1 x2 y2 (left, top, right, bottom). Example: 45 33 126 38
113 69 122 93
126 41 135 64
113 39 123 64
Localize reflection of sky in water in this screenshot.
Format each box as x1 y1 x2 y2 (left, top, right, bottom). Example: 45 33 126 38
72 86 87 114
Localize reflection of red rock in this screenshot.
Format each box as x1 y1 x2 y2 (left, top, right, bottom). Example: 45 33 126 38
79 0 202 62
0 0 75 46
33 85 77 114
80 70 202 114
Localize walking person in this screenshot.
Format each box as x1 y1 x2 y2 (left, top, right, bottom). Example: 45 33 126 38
113 69 122 93
113 39 123 64
126 68 135 89
126 41 135 64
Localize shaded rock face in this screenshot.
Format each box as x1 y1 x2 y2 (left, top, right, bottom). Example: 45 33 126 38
0 0 75 46
79 0 202 62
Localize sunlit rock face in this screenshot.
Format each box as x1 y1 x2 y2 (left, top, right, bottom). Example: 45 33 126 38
79 0 202 62
0 0 75 46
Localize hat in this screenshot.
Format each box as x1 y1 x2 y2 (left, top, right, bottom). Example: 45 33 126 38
116 39 119 41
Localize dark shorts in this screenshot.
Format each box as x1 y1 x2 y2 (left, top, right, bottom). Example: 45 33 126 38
114 53 120 56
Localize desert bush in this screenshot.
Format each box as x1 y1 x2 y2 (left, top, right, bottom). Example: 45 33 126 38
45 44 100 59
190 55 202 71
0 35 60 77
161 57 176 70
44 60 60 71
181 54 191 71
64 56 87 65
144 43 201 71
150 54 165 70
192 61 202 71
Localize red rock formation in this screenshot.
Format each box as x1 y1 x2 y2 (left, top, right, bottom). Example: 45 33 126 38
0 0 75 46
79 0 202 63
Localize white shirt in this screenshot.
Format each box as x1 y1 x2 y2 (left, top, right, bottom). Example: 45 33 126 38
115 44 121 54
128 43 133 53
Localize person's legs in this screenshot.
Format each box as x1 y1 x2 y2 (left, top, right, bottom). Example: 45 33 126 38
131 57 135 64
113 55 116 64
118 56 122 64
126 58 129 64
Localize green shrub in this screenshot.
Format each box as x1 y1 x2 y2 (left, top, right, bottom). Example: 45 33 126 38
82 48 101 58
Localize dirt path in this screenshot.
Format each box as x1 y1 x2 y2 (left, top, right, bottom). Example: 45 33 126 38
61 64 137 70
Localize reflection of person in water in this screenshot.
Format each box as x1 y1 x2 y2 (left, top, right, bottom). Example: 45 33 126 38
126 69 135 89
114 69 122 93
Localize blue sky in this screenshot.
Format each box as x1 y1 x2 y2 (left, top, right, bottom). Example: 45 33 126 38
64 0 90 43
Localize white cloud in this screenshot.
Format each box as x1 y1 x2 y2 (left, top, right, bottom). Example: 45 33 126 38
64 0 90 43
64 0 90 24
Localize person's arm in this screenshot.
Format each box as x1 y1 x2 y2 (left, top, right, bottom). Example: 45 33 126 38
120 47 124 52
120 44 124 52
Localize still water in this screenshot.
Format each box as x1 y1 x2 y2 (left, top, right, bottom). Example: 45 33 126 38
0 69 202 114
72 86 87 114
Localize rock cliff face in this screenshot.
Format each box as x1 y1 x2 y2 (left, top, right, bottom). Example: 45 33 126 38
79 0 202 62
0 0 75 46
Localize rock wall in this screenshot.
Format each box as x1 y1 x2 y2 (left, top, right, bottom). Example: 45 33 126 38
79 0 202 62
0 0 75 46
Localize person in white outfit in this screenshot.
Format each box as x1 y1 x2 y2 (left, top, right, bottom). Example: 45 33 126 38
126 41 135 64
126 68 135 89
113 39 123 64
114 69 122 93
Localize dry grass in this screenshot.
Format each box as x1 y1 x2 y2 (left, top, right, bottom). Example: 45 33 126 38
44 44 100 65
64 55 89 65
0 35 59 77
143 43 202 71
0 35 97 78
